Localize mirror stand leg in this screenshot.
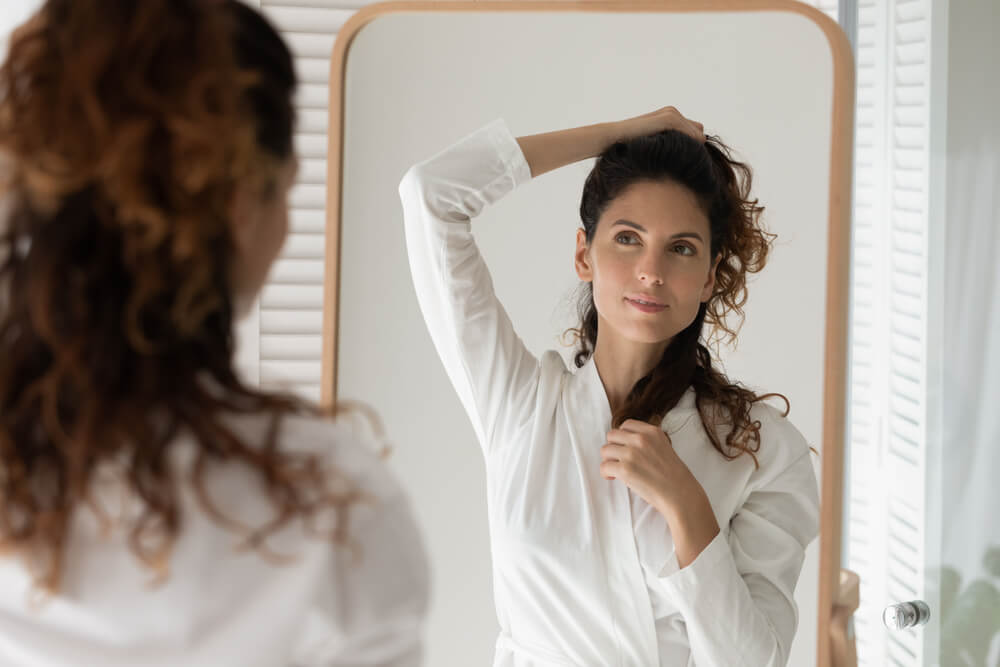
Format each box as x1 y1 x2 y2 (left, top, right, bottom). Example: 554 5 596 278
830 569 860 667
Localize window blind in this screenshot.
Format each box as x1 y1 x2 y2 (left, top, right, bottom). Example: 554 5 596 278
236 0 366 402
845 1 936 665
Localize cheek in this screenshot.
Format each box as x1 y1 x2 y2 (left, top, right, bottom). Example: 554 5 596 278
590 256 631 309
265 205 288 258
247 207 288 286
680 267 709 295
276 208 289 248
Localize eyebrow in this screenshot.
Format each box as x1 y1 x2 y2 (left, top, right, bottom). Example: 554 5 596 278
611 219 704 243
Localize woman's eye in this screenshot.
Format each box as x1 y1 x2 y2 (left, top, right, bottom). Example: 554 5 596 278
674 244 694 256
615 233 637 245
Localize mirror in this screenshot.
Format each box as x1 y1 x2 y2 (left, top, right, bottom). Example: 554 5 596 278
322 3 852 665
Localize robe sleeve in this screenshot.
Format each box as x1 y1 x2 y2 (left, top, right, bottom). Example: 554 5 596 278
656 417 821 667
398 119 539 454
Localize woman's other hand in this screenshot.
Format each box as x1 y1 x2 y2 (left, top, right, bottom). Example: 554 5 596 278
599 418 699 516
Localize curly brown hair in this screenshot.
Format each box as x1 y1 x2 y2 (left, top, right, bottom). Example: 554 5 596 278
569 130 790 467
0 0 375 595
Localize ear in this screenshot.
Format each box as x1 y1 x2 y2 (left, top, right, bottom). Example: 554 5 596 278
574 228 593 282
701 253 722 302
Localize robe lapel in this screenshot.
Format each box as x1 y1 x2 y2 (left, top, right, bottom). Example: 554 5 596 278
567 357 660 666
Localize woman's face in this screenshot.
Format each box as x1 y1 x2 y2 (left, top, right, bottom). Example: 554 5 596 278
229 154 299 319
574 179 720 347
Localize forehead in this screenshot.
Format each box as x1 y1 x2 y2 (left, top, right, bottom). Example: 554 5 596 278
598 180 709 234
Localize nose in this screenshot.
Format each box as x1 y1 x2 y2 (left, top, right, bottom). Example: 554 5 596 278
637 256 665 286
639 272 663 286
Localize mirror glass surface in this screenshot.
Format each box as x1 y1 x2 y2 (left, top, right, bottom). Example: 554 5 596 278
335 9 841 666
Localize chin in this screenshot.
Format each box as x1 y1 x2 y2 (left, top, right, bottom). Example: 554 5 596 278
632 330 675 345
614 320 673 345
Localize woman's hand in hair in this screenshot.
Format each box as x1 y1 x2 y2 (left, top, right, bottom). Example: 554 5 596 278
514 107 702 180
611 106 706 145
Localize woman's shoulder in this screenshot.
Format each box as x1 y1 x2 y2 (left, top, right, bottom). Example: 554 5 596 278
222 406 405 507
283 409 403 500
745 397 817 483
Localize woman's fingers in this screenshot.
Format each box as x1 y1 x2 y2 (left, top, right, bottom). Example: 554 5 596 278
600 443 631 461
599 459 624 481
615 106 705 145
605 428 641 447
658 107 705 142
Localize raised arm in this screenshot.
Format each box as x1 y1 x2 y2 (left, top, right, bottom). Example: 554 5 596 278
398 119 542 455
399 110 704 454
515 106 705 178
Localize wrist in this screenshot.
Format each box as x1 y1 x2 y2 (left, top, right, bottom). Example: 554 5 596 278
596 120 625 152
656 473 706 521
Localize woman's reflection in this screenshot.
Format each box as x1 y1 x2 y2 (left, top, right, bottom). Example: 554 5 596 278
400 107 820 667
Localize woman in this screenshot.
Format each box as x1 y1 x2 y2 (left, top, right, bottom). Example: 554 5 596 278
400 109 820 666
0 2 428 665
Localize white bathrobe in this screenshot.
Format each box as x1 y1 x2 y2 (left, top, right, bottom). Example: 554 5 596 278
399 119 821 667
0 411 430 667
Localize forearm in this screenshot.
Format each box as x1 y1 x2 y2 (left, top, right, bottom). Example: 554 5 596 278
515 122 617 178
655 480 793 666
658 476 720 569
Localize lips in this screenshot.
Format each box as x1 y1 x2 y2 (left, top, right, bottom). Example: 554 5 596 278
626 295 665 307
625 297 667 313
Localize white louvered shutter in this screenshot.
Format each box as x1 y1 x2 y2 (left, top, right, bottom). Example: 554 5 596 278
236 1 369 402
810 0 842 22
845 1 942 665
846 0 889 662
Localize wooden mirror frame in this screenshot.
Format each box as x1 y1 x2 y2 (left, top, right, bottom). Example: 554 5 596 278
320 3 854 665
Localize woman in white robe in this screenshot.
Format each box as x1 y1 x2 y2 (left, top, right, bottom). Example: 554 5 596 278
0 2 428 665
399 108 820 667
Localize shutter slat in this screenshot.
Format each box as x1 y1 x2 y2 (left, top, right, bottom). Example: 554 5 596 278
298 108 330 134
290 209 327 234
260 309 324 334
261 6 353 34
261 334 323 359
295 57 331 85
283 233 327 259
261 284 324 310
294 133 328 159
283 32 337 59
260 360 322 383
300 158 327 184
289 183 328 209
295 83 331 110
269 259 326 284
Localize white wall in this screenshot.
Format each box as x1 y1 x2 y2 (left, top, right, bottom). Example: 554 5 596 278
0 1 42 57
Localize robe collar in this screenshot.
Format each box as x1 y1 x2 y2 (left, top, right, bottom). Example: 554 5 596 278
574 354 699 436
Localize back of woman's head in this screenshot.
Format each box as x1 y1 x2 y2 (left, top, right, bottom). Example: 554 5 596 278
0 0 361 594
572 129 785 465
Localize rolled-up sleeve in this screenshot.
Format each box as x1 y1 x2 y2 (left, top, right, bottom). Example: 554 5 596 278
398 119 539 454
656 426 820 667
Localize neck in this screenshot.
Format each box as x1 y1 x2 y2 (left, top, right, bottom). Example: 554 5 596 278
591 333 668 416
